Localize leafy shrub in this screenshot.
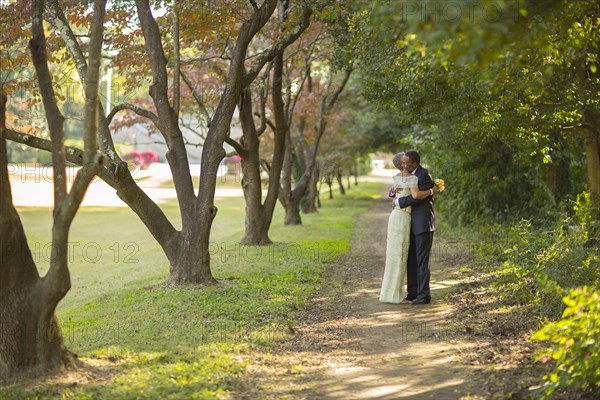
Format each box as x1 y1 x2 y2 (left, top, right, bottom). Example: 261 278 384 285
531 286 600 399
477 193 599 314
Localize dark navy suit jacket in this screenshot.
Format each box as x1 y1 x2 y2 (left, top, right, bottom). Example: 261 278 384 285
395 165 435 235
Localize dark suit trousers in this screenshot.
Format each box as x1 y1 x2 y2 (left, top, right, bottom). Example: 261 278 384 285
407 231 434 299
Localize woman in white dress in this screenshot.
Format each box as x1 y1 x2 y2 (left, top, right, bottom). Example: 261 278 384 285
379 152 436 304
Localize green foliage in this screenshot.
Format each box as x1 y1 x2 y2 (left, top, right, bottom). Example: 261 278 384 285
425 135 557 224
352 0 594 223
531 286 600 399
463 193 599 398
357 154 371 175
485 194 599 315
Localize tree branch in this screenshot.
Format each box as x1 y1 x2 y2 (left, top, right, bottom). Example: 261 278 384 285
327 68 352 111
30 0 67 205
135 0 196 208
5 129 84 165
225 136 245 155
81 0 106 164
180 71 212 126
45 0 88 84
0 92 13 209
173 0 181 116
243 6 312 87
249 0 259 12
180 118 207 142
107 103 160 127
256 61 272 137
45 0 119 160
286 33 320 124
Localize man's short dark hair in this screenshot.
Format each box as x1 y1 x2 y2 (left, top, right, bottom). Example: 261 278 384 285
405 150 420 165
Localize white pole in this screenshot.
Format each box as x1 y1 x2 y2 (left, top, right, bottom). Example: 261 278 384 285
105 65 112 116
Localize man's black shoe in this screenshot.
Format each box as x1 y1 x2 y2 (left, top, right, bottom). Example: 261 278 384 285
411 297 431 305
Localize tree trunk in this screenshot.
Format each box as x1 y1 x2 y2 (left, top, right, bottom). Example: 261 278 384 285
166 220 216 284
240 148 272 245
135 0 277 283
237 83 272 245
0 0 106 377
279 121 302 225
582 109 600 210
584 128 600 208
0 92 73 378
34 0 309 286
277 67 351 225
546 130 573 201
241 206 272 245
316 181 322 208
327 178 333 199
238 46 287 245
336 171 346 195
284 196 303 225
304 166 319 213
0 229 74 378
354 160 359 186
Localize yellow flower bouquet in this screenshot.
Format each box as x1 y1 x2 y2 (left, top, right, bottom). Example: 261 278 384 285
434 178 445 192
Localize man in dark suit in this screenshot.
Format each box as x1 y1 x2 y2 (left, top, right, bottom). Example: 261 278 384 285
393 151 437 305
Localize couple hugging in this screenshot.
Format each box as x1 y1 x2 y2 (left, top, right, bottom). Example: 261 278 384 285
380 150 443 306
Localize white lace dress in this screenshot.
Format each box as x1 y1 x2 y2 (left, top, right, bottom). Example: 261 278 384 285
379 174 417 303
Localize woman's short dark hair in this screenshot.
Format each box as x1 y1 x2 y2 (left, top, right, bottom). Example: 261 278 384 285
405 150 420 165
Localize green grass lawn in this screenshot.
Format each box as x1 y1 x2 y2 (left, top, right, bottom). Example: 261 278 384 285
2 181 383 400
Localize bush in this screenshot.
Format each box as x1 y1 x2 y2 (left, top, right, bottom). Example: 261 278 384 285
481 193 600 398
479 193 599 315
531 286 600 399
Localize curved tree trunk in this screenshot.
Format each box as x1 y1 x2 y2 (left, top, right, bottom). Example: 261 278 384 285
13 0 312 287
1 0 106 375
277 64 351 226
0 93 73 378
238 48 287 245
136 0 288 281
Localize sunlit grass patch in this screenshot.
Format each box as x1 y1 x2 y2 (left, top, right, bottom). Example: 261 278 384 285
3 181 385 399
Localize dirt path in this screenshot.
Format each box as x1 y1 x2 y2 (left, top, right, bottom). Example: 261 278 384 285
243 194 483 399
